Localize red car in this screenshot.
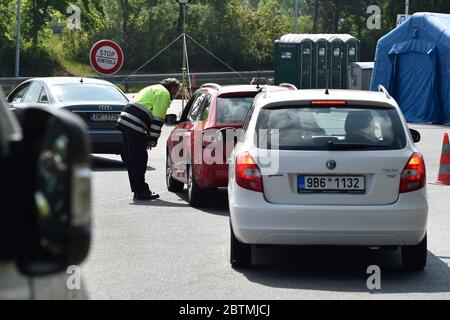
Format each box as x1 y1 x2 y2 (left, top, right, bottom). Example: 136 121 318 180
165 83 295 207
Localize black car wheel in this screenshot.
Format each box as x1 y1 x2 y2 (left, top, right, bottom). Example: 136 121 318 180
230 222 251 269
187 165 204 207
402 234 427 271
166 153 184 192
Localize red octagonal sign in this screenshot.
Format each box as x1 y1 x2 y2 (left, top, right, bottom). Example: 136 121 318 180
90 40 124 75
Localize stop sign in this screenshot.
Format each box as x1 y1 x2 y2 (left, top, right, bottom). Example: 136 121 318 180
90 40 124 75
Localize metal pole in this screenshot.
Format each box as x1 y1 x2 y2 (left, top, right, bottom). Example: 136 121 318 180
183 3 191 97
405 0 410 15
181 3 186 110
294 0 299 33
15 0 21 78
182 3 186 71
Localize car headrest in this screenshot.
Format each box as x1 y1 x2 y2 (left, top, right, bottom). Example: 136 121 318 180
345 110 374 133
268 111 300 130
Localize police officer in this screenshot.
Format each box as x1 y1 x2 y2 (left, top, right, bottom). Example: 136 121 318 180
117 78 181 200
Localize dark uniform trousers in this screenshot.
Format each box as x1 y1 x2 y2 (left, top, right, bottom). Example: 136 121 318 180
122 131 151 195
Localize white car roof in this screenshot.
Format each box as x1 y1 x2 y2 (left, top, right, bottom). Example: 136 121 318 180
253 89 399 110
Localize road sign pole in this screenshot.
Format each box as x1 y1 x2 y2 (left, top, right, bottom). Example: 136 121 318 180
405 0 410 15
15 0 21 78
294 0 299 33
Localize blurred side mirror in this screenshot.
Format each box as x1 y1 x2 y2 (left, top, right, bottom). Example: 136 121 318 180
165 114 178 126
15 106 92 276
410 128 421 143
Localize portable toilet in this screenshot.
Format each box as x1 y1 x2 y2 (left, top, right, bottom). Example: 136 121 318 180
274 37 299 87
274 34 314 89
341 34 361 89
297 35 314 89
328 35 345 89
312 34 329 89
347 62 374 90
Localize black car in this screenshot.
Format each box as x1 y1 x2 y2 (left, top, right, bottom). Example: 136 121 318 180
0 86 91 298
7 77 129 160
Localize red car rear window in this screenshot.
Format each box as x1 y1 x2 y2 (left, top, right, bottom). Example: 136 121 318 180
216 96 254 124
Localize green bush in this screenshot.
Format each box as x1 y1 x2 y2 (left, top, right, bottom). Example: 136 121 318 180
0 43 62 77
0 44 15 77
20 45 62 76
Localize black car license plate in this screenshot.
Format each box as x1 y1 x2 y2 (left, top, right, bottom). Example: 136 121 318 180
90 113 119 122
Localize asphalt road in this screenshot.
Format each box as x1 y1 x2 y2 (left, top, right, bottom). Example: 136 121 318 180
81 101 450 299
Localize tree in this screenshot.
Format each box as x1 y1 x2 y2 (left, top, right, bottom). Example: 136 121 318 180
22 0 71 47
3 0 450 76
0 0 15 44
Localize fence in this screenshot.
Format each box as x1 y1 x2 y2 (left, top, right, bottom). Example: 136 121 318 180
0 71 275 90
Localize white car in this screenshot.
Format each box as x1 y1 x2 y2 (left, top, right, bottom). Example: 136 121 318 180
228 87 428 271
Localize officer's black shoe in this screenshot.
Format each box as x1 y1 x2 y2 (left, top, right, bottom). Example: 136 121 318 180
133 192 160 201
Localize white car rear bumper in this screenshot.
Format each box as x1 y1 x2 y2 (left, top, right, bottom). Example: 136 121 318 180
229 185 428 246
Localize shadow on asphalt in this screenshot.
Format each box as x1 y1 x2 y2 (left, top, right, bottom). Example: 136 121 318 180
91 155 154 172
176 188 229 217
129 189 229 213
235 245 450 294
130 198 190 208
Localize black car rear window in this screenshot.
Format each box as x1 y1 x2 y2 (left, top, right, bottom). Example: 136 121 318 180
52 84 128 103
256 105 407 150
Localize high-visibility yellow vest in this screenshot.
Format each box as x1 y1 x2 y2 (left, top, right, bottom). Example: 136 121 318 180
116 84 171 141
132 84 171 121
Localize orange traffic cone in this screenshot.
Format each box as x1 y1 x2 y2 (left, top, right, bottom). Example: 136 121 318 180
437 132 450 185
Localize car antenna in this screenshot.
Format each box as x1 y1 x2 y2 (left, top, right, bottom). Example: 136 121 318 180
256 73 260 90
325 68 330 95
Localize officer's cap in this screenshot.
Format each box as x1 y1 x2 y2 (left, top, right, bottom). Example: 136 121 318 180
160 78 181 89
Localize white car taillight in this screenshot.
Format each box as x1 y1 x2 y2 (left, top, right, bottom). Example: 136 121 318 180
400 152 426 193
235 152 263 192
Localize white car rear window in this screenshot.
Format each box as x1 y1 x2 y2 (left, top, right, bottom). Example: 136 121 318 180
256 106 406 150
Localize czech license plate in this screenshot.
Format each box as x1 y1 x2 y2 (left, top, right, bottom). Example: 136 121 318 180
298 175 365 194
90 113 119 122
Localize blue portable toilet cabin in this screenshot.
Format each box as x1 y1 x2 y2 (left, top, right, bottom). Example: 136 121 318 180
370 12 450 124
